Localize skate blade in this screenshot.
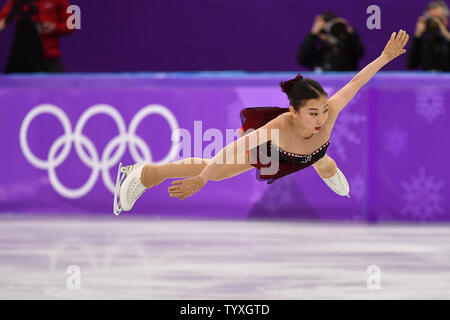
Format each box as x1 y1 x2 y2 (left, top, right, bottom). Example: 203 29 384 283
113 162 130 216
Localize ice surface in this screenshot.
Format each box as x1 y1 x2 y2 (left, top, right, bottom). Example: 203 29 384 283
0 214 449 299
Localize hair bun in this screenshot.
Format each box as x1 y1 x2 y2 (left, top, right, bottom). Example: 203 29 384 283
280 73 303 93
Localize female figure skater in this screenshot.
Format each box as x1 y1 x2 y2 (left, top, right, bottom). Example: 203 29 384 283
113 30 409 215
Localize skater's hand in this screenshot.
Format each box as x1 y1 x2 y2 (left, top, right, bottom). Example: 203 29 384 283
381 29 409 62
168 176 207 200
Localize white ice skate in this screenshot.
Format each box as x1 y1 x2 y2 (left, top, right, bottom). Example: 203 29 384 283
321 167 350 198
113 162 147 215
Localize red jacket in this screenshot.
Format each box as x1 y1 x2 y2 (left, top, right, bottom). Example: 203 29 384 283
0 0 74 59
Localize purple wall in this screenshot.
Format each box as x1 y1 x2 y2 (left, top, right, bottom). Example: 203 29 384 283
0 0 437 72
0 72 449 222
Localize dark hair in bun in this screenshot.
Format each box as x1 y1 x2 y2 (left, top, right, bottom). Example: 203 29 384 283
280 73 327 111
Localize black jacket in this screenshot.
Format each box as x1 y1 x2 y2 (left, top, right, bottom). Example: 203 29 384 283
406 33 450 71
296 32 365 71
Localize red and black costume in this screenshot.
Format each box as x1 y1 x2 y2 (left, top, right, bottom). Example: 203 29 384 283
240 107 330 184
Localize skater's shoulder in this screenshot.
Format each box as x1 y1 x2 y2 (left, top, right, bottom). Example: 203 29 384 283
260 112 289 131
274 112 290 128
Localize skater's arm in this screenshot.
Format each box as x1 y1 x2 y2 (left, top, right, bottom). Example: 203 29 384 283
199 117 286 182
168 117 285 200
328 30 409 116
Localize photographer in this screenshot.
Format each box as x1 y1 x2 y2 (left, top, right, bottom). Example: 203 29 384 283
0 0 74 73
407 1 450 71
296 12 365 71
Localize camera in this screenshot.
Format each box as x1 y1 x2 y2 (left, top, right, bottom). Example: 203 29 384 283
424 15 443 34
319 12 350 45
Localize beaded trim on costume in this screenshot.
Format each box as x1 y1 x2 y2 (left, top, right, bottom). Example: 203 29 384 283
271 139 330 158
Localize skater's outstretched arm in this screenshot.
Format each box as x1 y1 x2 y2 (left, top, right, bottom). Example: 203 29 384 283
327 29 409 126
168 117 286 200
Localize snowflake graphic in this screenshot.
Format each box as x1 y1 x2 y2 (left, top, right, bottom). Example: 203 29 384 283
349 173 365 203
384 125 408 159
330 110 367 161
415 87 446 124
400 167 445 221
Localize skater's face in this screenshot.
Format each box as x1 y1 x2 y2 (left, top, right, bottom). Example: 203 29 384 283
292 95 329 133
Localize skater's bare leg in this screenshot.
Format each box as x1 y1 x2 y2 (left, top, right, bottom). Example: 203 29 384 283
313 154 337 179
141 156 253 188
140 158 209 188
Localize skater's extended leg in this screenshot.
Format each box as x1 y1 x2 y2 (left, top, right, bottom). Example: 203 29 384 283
142 152 254 187
114 158 214 214
141 158 211 188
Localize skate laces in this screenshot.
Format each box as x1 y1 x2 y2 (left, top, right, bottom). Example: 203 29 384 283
128 178 146 205
323 170 343 187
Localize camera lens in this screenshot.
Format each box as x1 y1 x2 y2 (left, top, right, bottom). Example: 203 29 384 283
330 22 348 39
425 17 440 34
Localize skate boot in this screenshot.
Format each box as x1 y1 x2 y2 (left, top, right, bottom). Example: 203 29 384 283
113 163 147 215
321 167 350 198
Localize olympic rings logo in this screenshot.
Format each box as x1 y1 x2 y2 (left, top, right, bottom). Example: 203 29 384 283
20 103 180 199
